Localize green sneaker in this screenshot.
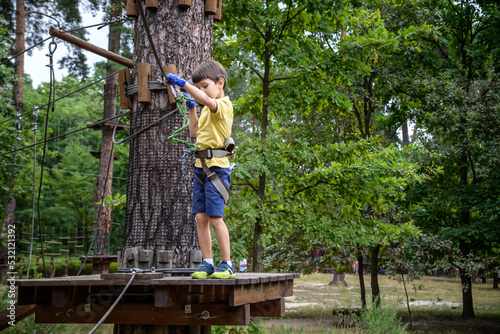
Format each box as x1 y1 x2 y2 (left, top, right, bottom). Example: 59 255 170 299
191 261 215 279
211 261 236 279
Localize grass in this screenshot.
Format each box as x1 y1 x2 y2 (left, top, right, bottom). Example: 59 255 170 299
263 273 500 333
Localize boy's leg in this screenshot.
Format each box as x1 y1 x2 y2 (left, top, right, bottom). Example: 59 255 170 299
208 216 230 261
196 213 212 259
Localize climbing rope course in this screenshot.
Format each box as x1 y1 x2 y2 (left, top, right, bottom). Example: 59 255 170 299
1 0 200 283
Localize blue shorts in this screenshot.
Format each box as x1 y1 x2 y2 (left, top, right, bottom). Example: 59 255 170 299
192 166 231 217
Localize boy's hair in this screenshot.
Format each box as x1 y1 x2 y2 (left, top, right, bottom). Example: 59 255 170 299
191 60 227 88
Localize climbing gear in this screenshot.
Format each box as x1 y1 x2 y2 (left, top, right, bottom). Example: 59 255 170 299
166 73 187 88
212 261 236 279
192 260 216 279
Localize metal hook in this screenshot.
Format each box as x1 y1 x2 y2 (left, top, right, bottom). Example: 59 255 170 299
48 38 57 55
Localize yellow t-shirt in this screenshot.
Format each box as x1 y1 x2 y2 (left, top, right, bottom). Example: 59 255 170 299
195 96 233 168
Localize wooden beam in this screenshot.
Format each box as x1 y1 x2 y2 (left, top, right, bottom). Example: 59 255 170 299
49 27 133 68
229 281 293 307
162 64 177 105
0 304 35 331
138 63 151 104
118 69 133 109
35 303 250 326
250 299 285 318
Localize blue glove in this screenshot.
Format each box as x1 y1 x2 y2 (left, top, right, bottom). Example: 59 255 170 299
166 73 186 88
183 92 197 109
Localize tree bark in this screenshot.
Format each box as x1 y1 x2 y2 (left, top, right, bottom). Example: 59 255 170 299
493 273 499 289
370 245 380 305
94 1 122 256
13 0 25 114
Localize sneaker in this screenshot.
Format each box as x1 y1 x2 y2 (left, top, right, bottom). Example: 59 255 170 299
191 260 215 279
211 261 236 279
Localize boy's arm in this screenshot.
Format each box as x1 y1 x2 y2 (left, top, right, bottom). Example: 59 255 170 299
182 82 218 111
165 73 218 111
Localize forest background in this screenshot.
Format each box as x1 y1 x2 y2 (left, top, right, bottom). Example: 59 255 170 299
0 0 499 323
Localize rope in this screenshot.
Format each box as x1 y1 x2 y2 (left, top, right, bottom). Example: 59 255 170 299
0 71 121 126
112 108 180 145
27 110 38 279
0 113 128 158
168 92 197 150
88 270 137 334
180 148 195 196
136 0 167 80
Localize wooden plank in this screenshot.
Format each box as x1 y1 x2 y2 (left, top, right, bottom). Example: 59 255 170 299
17 286 36 305
162 64 177 105
35 303 250 326
0 304 35 331
118 69 132 109
138 63 151 104
51 287 66 308
205 0 217 15
229 281 294 307
250 299 285 318
16 273 299 287
126 0 138 18
178 0 192 8
154 287 168 308
214 0 222 22
101 273 163 280
145 0 158 10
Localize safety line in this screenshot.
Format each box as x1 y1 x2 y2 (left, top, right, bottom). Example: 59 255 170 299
0 112 128 158
136 1 167 80
0 36 52 66
88 270 137 334
0 162 128 180
0 71 121 126
27 110 38 278
59 15 132 34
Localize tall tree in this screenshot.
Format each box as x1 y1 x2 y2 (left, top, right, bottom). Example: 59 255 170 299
391 0 500 319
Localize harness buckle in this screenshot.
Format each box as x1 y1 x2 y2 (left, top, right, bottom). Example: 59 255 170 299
206 148 213 159
207 172 217 181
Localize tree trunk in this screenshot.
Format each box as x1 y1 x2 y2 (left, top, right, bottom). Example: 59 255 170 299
459 153 475 319
493 273 499 289
13 0 25 114
370 245 380 305
118 1 212 332
123 0 211 265
252 27 271 273
358 252 366 309
402 121 410 146
93 1 122 256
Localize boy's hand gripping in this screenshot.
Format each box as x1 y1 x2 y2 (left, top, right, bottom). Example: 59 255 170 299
182 92 197 109
165 73 186 88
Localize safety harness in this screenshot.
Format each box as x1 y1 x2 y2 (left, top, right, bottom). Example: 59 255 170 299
194 138 235 204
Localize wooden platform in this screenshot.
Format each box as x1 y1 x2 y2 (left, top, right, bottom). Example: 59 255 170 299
15 272 299 326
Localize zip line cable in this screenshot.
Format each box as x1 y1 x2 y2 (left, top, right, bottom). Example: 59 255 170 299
27 109 38 279
0 162 128 180
88 270 137 334
136 1 167 80
0 37 52 66
0 70 121 126
59 15 132 35
36 39 60 278
0 112 128 158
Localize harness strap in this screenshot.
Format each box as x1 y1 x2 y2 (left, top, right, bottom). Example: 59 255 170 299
199 157 230 204
196 148 230 159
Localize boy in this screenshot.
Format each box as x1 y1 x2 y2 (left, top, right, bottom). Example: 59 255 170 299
166 60 235 279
